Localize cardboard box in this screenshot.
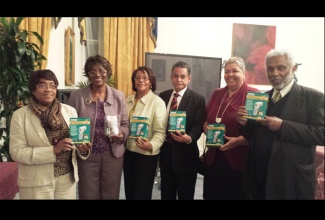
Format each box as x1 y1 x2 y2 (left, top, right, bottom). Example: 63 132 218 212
70 117 91 144
168 110 186 134
129 116 150 140
206 124 225 147
243 92 269 120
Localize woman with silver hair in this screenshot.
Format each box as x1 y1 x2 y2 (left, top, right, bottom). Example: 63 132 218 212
202 57 260 200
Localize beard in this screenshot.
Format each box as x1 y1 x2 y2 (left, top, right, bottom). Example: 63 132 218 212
270 73 294 90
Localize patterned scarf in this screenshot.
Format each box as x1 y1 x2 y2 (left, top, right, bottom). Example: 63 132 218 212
29 96 72 176
29 96 62 132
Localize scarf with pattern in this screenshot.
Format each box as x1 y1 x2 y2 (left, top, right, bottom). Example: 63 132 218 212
29 96 72 176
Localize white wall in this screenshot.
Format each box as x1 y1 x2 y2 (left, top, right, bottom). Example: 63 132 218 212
154 17 324 93
47 17 324 93
47 17 85 90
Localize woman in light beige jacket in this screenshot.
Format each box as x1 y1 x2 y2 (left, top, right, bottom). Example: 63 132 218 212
10 69 91 199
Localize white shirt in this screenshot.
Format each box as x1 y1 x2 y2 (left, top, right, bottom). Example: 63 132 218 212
167 87 187 113
272 78 295 99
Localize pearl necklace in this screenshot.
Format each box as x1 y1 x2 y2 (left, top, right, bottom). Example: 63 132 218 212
215 91 233 123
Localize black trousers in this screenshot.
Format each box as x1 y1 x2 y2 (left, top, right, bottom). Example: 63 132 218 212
123 150 159 200
160 142 197 200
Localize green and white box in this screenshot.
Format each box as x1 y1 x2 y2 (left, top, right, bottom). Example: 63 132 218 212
70 117 91 144
168 110 186 134
243 92 269 120
206 124 225 147
129 116 150 140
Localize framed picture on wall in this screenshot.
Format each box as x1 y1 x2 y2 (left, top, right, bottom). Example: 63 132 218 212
152 59 166 81
65 26 75 86
232 23 276 90
145 52 222 103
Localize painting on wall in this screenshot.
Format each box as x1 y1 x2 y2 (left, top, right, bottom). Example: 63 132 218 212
232 23 276 87
152 59 166 81
65 26 75 86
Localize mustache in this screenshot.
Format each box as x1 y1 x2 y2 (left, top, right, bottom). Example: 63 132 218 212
269 74 294 90
269 76 282 82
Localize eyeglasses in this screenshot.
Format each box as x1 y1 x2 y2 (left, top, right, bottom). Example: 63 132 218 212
135 77 150 81
88 69 107 76
36 83 57 90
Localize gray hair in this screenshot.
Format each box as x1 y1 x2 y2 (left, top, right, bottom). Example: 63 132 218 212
265 49 295 67
223 57 245 72
266 49 296 90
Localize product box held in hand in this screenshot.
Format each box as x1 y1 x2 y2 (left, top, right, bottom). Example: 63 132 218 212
70 117 91 144
129 116 150 140
206 124 225 147
105 115 120 137
168 110 186 134
243 92 269 120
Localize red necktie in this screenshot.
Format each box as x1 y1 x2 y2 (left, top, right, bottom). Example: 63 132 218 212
166 93 179 142
170 93 179 111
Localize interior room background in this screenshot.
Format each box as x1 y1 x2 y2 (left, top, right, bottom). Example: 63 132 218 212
46 17 324 96
0 17 324 134
0 18 323 197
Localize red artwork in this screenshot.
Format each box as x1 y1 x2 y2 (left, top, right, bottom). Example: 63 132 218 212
232 23 276 85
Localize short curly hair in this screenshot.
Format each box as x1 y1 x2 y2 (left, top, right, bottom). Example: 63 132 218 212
29 69 59 92
83 55 113 78
222 57 246 72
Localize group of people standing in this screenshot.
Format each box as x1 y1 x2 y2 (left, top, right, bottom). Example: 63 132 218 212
9 48 324 200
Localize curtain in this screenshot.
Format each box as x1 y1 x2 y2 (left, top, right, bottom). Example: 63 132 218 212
102 17 155 97
80 17 99 84
85 17 100 57
19 17 52 69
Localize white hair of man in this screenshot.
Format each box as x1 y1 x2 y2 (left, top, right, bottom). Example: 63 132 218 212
265 49 295 90
265 48 295 67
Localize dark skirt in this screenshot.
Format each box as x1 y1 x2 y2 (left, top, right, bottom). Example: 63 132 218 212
203 150 244 200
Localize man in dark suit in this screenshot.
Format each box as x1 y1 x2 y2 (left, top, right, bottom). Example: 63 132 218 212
237 49 324 200
159 61 206 200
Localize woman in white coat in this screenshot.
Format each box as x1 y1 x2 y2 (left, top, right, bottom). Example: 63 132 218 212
10 69 91 199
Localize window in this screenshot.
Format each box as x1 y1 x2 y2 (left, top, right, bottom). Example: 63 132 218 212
84 17 100 57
